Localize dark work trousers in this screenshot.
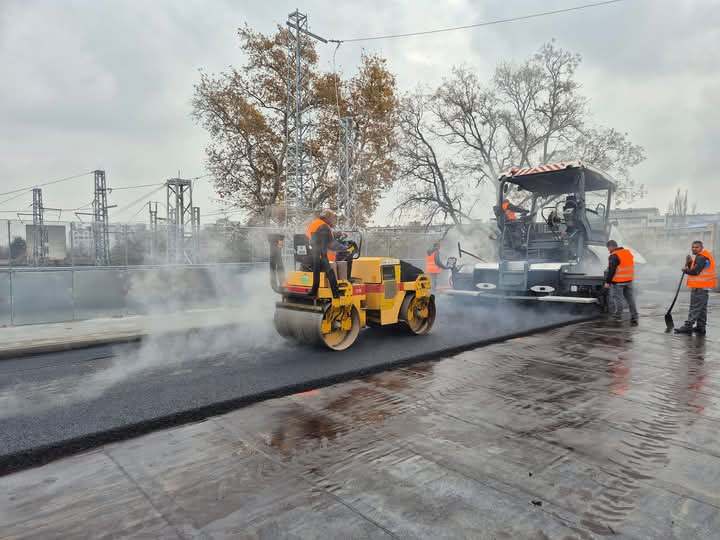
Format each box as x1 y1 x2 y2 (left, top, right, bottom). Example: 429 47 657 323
309 252 340 298
685 288 709 329
609 282 639 321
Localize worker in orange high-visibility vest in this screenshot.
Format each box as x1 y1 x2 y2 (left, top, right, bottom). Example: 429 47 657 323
425 242 449 289
604 239 638 325
675 240 717 336
501 198 528 223
305 210 352 297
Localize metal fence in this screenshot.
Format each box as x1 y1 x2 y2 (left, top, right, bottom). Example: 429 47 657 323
0 219 445 268
0 263 264 326
0 218 451 326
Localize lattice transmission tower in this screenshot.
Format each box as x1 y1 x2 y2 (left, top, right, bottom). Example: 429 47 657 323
31 188 48 266
92 170 110 265
284 9 327 225
337 116 356 228
166 178 200 264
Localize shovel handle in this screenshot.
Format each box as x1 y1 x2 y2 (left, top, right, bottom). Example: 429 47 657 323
666 272 685 315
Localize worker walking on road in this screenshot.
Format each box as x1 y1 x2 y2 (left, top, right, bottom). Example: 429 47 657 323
604 239 639 325
425 242 448 289
675 240 716 336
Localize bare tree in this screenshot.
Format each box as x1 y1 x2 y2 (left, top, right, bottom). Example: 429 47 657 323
395 93 471 226
667 188 689 216
433 66 513 187
397 41 646 225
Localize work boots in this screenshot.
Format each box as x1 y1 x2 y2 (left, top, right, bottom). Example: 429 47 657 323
674 325 693 335
694 326 707 336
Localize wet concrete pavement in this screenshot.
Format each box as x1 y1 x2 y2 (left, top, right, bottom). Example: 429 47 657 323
1 292 718 538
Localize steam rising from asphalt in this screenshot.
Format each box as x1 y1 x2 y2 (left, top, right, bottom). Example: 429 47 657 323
0 267 282 419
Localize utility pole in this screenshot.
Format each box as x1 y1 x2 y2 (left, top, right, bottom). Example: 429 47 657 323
166 178 197 264
337 116 354 228
284 9 327 226
192 206 201 259
148 201 159 261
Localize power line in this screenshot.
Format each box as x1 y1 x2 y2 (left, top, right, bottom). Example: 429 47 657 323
109 183 164 191
113 185 166 216
0 171 94 198
0 191 32 208
330 0 624 43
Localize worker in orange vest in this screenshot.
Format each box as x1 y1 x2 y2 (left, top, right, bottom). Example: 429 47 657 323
425 242 449 289
501 198 528 223
604 239 638 325
305 209 351 297
501 197 529 249
675 240 717 335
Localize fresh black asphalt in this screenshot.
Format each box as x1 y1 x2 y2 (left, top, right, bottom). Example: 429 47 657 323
0 298 597 474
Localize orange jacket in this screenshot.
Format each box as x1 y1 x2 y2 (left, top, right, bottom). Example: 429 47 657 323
501 200 517 222
687 249 717 289
305 218 336 262
611 247 634 283
425 250 441 274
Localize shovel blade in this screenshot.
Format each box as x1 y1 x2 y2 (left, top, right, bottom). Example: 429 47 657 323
664 312 674 331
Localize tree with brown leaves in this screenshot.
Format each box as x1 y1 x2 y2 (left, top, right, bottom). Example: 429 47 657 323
192 26 397 225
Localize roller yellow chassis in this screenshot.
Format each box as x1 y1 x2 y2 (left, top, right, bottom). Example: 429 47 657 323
275 257 436 350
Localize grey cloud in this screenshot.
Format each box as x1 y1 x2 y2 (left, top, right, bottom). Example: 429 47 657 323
0 0 717 221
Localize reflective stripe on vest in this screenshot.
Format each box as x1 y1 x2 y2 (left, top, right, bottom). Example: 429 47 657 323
611 247 634 283
687 249 717 289
305 218 336 262
425 251 441 274
502 200 517 221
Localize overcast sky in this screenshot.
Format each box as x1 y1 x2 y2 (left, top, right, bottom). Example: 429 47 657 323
1 0 717 226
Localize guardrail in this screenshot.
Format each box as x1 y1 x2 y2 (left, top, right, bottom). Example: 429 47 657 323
0 259 426 326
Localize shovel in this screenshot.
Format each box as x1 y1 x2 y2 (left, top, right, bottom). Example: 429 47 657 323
664 272 686 331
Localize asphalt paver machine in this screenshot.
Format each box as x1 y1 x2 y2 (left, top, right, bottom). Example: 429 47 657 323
448 161 616 306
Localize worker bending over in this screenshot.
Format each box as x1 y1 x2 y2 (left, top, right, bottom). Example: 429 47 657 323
425 242 449 289
675 240 716 335
305 210 352 298
604 239 639 325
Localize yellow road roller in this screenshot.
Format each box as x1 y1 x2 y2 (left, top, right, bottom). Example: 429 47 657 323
268 233 436 351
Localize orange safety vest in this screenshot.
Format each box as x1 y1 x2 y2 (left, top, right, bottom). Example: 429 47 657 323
611 247 634 283
425 250 441 274
687 249 717 289
502 200 517 221
305 218 336 262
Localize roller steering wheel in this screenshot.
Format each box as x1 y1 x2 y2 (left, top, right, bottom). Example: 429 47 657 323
345 240 361 259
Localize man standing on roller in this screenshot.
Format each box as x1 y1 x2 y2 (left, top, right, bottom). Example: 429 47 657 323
305 209 353 298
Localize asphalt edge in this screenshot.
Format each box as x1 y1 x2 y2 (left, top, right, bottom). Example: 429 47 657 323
0 311 600 477
0 323 242 361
